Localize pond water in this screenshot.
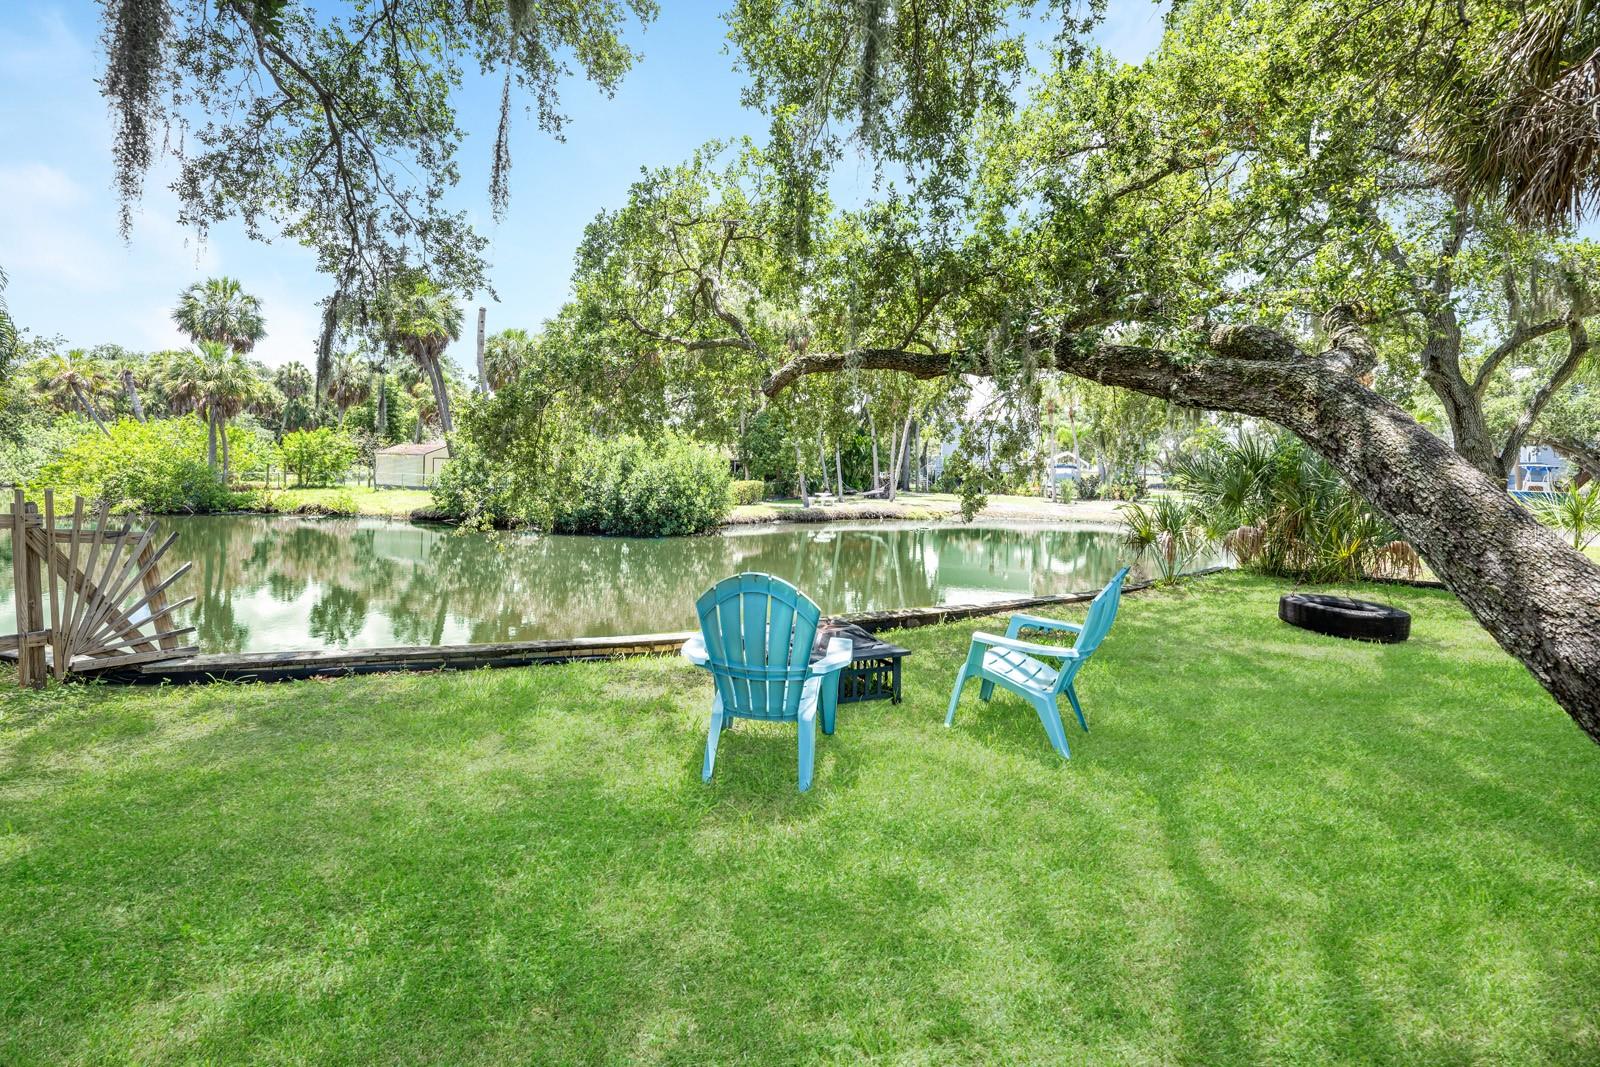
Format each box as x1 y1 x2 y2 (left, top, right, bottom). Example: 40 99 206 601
0 515 1222 654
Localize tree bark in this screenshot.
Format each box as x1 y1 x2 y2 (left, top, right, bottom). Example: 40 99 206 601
426 356 454 439
793 438 810 507
476 306 488 395
220 415 231 485
763 307 1600 745
835 443 845 498
898 415 914 492
206 405 219 472
374 368 387 438
73 383 111 436
868 410 882 490
121 370 146 422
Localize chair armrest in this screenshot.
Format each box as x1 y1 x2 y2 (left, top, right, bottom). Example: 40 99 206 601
1006 612 1083 639
971 631 1080 660
810 636 854 675
681 633 710 667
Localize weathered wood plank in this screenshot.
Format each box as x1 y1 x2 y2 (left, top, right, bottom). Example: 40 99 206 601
71 645 201 673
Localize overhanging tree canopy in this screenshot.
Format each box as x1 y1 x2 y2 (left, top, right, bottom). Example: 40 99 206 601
713 0 1600 743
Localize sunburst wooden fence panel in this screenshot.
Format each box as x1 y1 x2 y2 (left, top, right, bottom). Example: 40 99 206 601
3 490 197 686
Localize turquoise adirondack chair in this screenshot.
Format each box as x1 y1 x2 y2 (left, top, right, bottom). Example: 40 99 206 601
945 567 1130 758
682 573 853 791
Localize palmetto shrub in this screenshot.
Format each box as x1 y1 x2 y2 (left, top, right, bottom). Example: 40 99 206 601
1121 495 1208 585
1170 433 1422 583
1530 484 1600 550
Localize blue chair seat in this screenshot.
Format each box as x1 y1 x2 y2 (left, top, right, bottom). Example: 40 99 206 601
981 645 1061 690
945 567 1129 758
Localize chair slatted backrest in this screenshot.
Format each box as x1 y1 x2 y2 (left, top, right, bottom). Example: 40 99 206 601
1072 567 1131 659
695 573 822 722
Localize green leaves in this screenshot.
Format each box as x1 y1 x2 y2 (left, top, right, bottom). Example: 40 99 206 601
100 0 657 294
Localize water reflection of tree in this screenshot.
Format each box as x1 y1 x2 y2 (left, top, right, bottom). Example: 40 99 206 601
157 516 1217 652
308 585 370 646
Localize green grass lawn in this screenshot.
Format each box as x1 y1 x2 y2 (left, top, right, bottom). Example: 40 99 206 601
257 486 437 518
2 574 1596 1064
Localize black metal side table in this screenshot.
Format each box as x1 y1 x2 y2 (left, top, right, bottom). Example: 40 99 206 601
811 622 911 705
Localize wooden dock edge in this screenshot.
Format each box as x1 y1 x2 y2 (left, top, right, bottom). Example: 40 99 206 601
46 568 1247 686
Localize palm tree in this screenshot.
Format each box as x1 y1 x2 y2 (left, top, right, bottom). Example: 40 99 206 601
273 361 315 436
162 341 267 482
32 348 115 433
0 265 16 370
483 327 535 391
326 352 371 425
1420 3 1600 228
406 377 440 443
172 277 267 354
107 350 150 421
386 276 462 438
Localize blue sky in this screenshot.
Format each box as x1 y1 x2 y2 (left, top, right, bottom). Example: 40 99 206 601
0 3 1167 370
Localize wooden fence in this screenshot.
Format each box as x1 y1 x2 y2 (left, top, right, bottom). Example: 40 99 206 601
2 490 196 687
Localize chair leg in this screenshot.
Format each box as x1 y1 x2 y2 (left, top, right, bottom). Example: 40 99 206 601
979 680 996 702
1065 683 1088 732
1032 695 1071 759
945 666 969 726
702 697 725 783
821 671 839 736
797 707 817 792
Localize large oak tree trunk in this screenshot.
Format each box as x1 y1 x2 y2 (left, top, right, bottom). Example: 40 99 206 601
763 307 1600 744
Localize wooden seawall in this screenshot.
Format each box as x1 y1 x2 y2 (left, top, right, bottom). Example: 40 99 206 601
78 576 1212 685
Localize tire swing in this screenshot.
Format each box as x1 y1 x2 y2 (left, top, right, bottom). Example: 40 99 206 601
1278 593 1411 644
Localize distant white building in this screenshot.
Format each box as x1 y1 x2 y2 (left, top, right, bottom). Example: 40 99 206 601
375 440 449 488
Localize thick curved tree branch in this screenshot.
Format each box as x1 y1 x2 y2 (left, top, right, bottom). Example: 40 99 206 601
764 306 1600 745
1499 317 1593 474
1474 316 1567 396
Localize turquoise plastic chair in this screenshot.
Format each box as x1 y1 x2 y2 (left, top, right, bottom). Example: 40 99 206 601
945 567 1130 758
682 573 853 791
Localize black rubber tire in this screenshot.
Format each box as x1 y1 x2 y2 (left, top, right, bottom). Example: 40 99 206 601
1278 593 1411 644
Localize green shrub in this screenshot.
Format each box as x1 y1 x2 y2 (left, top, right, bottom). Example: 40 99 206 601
729 479 766 506
433 431 731 536
1103 473 1146 501
314 490 360 517
281 428 357 487
34 416 261 514
1121 495 1208 585
551 435 731 537
431 438 515 530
